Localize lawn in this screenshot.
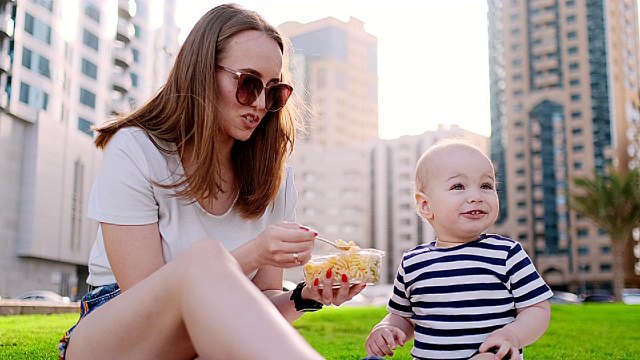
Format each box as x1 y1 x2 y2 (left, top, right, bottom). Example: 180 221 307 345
0 304 639 359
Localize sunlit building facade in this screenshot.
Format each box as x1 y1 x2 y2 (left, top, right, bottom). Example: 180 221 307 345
279 16 379 147
0 0 178 299
488 0 640 293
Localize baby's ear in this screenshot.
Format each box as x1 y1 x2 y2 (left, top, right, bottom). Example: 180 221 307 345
415 191 433 219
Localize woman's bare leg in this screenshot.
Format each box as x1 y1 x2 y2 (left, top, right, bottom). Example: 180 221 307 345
66 240 324 360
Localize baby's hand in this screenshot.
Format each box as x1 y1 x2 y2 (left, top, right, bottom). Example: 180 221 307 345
364 325 406 357
478 328 519 360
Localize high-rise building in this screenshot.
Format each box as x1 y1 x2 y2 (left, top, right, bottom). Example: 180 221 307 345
279 16 379 147
0 0 178 300
488 0 640 294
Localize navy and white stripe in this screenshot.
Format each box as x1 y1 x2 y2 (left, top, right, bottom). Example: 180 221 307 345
388 234 553 360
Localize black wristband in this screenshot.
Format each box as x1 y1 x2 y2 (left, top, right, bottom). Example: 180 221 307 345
290 281 323 312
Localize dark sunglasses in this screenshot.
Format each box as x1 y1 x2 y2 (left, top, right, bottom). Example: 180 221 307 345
216 65 293 112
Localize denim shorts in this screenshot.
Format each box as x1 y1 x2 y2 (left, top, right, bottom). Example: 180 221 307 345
58 283 121 360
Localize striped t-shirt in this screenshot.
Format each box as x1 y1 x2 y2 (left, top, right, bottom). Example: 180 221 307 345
387 234 553 360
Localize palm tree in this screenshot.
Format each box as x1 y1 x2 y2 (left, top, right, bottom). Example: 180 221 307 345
569 167 640 301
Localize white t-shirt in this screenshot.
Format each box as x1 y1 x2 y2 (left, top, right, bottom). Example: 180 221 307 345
86 127 297 286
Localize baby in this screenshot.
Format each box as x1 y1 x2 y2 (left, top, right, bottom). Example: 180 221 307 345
365 138 552 360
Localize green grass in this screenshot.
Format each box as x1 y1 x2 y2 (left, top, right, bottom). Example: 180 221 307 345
1 304 639 359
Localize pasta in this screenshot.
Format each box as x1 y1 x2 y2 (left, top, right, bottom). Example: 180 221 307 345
303 240 384 287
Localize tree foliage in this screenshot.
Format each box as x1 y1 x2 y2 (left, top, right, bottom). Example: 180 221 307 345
570 167 640 300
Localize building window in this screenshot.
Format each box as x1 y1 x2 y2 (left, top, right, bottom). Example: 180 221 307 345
134 24 142 38
567 15 576 23
516 169 525 176
578 247 590 255
19 82 49 110
85 4 100 23
130 72 138 88
517 217 527 224
517 200 526 208
517 184 526 192
601 246 611 254
83 29 99 51
79 88 96 108
574 161 583 170
571 93 581 102
24 13 52 44
600 264 612 272
570 78 580 86
568 31 577 39
573 144 584 152
569 46 578 55
577 228 589 237
579 264 590 273
571 111 582 119
22 48 51 78
518 233 527 241
81 58 98 79
78 117 94 136
572 127 583 135
131 48 140 63
33 0 54 11
569 63 579 71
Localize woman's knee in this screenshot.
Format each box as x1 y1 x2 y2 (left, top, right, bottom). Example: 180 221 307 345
178 240 239 277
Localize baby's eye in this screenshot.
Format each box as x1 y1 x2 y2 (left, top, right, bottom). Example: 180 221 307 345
450 183 464 190
481 183 494 190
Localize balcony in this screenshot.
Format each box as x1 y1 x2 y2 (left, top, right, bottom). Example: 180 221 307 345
113 46 133 69
116 19 134 44
112 70 132 94
0 0 15 9
0 50 10 73
0 12 14 38
118 0 136 20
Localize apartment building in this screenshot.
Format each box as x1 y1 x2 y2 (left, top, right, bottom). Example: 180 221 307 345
488 0 640 293
279 16 379 147
0 0 178 299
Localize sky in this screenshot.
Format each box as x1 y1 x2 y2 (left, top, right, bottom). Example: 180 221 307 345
174 1 491 140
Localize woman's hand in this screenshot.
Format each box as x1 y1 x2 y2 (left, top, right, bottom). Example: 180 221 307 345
302 269 367 306
251 222 316 269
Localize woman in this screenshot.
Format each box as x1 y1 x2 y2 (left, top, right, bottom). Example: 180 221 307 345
59 4 364 359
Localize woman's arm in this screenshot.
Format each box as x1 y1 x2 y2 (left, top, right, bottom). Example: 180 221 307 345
251 265 304 322
102 223 165 291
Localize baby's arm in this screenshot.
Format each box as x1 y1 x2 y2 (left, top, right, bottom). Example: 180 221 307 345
478 300 551 359
365 313 414 357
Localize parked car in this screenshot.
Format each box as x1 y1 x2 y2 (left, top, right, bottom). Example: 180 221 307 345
548 291 581 304
15 290 71 304
622 288 640 305
582 292 615 303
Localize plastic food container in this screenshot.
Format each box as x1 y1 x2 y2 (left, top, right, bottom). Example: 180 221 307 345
303 248 385 288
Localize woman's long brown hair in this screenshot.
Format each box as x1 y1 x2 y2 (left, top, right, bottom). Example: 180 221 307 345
94 3 298 219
